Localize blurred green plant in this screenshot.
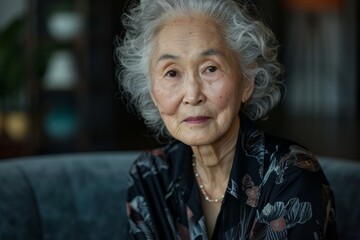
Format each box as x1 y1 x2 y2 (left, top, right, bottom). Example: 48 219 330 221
0 18 24 101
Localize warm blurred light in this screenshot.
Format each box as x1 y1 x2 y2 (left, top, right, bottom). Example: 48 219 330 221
0 112 4 137
3 111 29 142
284 0 344 11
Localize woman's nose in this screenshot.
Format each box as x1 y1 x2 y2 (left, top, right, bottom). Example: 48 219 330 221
182 75 205 105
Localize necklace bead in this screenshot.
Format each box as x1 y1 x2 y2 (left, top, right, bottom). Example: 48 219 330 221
192 155 225 203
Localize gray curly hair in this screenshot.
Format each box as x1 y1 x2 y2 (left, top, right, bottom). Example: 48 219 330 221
115 0 283 140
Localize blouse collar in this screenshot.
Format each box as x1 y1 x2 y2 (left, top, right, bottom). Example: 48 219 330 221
168 115 265 210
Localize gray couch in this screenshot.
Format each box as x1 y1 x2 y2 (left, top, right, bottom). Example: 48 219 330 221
0 152 359 240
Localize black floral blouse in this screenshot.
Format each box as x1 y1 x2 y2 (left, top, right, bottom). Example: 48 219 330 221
126 117 338 239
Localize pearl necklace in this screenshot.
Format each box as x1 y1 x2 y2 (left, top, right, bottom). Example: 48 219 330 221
192 156 225 203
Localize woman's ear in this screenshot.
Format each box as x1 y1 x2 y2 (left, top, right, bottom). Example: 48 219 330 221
150 91 158 107
242 77 255 103
241 62 256 103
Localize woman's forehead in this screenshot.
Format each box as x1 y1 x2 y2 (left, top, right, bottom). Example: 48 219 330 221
152 15 230 58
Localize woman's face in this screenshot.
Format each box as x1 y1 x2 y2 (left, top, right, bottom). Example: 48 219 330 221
150 15 253 146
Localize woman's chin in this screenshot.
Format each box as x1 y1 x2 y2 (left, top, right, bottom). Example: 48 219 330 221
174 132 218 147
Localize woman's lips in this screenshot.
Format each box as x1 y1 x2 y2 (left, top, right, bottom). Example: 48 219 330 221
184 116 210 124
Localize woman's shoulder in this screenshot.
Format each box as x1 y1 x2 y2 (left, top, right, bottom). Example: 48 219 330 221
263 133 322 173
130 144 170 174
129 140 190 177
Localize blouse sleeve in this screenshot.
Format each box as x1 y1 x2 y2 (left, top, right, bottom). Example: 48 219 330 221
252 150 338 239
126 157 157 239
126 151 176 239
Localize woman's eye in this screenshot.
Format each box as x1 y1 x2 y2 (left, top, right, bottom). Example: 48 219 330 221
165 70 178 78
205 66 217 73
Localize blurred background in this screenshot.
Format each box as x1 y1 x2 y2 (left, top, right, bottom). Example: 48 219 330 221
0 0 358 160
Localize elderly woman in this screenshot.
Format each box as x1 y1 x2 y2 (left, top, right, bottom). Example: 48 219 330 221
116 0 338 239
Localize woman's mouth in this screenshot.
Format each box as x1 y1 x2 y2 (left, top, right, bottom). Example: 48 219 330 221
184 116 210 124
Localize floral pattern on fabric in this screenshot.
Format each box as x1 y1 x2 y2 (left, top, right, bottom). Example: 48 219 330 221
266 144 321 185
254 198 312 239
280 145 320 172
126 116 338 239
227 178 240 199
242 174 260 207
127 197 156 238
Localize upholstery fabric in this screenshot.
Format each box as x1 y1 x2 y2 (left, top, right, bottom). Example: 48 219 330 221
319 157 360 240
0 152 359 240
0 152 139 240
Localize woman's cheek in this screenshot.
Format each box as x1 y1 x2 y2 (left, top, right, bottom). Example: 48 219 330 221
152 88 180 116
213 86 233 106
218 89 242 111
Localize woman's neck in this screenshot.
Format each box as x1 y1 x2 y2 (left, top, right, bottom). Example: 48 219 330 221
191 116 240 187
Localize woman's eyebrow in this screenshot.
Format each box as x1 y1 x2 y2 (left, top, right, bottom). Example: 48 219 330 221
201 48 224 57
157 54 179 63
156 49 223 64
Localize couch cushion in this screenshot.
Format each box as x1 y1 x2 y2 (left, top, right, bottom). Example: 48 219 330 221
0 163 42 240
0 152 139 240
319 156 360 240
